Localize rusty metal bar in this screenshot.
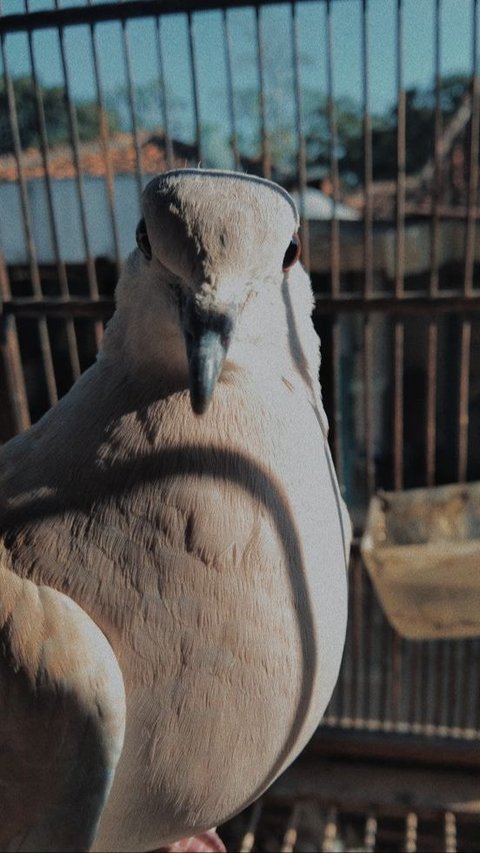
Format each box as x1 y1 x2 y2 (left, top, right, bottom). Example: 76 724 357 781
430 0 442 296
395 0 405 300
322 807 338 853
351 552 362 721
222 9 240 171
444 811 457 853
361 2 375 497
187 12 203 165
255 6 270 180
362 0 373 299
53 0 102 349
0 255 30 433
121 17 144 205
464 0 479 296
459 640 475 732
364 813 377 853
291 1 310 272
363 318 375 496
405 812 418 853
87 0 122 273
24 0 81 383
408 642 421 728
393 318 404 490
362 569 373 722
425 319 438 486
0 314 31 435
154 15 175 171
379 616 391 724
331 318 344 488
0 14 58 407
280 803 301 853
391 632 402 726
239 800 263 853
421 643 434 730
434 642 446 731
457 320 471 482
326 0 340 298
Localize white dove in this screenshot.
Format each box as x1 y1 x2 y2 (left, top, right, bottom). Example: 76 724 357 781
0 169 349 852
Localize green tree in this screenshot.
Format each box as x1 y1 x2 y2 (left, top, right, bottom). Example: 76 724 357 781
0 76 119 156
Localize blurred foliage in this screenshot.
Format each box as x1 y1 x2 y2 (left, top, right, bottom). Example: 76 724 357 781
0 76 119 155
0 71 471 189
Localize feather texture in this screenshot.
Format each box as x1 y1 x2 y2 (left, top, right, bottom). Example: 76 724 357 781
0 170 349 852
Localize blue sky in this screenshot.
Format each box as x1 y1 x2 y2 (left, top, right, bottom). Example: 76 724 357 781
0 0 475 141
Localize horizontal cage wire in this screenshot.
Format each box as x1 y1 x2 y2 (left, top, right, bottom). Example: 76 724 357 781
1 0 480 747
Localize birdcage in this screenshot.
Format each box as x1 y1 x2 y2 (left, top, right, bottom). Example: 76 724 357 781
1 1 480 850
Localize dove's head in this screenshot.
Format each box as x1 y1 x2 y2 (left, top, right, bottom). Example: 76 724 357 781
111 169 314 414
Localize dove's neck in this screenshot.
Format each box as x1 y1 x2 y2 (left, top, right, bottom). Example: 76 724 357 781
100 260 190 390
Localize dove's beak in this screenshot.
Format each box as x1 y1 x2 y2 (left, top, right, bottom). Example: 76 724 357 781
183 298 234 415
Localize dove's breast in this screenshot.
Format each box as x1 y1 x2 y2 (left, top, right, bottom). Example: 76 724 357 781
0 378 348 852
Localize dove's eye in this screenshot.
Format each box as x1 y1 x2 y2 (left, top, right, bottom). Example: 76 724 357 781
136 218 152 261
282 235 301 271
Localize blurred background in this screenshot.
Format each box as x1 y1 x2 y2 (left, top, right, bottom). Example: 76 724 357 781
1 0 480 849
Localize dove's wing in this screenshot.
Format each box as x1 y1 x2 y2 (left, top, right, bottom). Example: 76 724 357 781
0 559 126 853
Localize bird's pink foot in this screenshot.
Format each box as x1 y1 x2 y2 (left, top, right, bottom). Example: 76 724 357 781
157 828 226 852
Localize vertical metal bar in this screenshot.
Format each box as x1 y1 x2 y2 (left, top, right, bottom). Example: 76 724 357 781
420 640 439 730
475 637 480 732
291 2 310 272
449 641 463 732
425 318 438 486
239 801 263 853
222 8 240 171
0 255 31 432
53 0 102 349
154 15 175 170
25 0 81 382
363 317 375 495
444 811 457 853
322 807 338 853
408 643 421 728
434 641 446 731
393 0 405 492
187 11 203 165
464 0 479 296
121 16 144 203
362 2 375 495
426 0 442 487
380 614 391 725
430 0 442 296
460 640 474 732
405 813 418 853
391 631 402 725
281 803 301 853
255 6 270 179
393 318 404 490
395 0 406 300
472 639 480 733
362 567 373 721
87 0 122 273
362 0 373 299
457 319 471 482
331 317 344 489
0 15 58 407
351 551 363 721
364 814 377 853
326 0 340 298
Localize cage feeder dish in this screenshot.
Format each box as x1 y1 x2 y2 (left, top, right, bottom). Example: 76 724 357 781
361 481 480 639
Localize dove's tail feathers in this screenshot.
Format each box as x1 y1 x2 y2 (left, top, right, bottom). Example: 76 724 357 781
0 557 126 852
